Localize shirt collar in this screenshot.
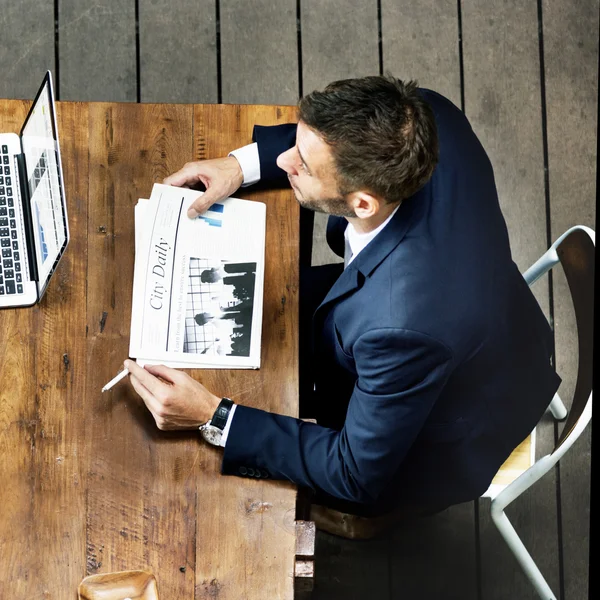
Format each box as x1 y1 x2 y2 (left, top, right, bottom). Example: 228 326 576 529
344 204 400 266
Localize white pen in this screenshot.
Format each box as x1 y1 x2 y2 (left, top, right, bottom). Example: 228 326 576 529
101 367 130 392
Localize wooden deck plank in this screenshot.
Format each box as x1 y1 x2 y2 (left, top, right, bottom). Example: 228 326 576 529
0 102 44 596
27 100 90 598
84 103 198 596
461 2 560 597
0 2 55 99
220 0 298 105
542 1 597 598
59 0 136 102
139 0 218 103
0 100 89 597
381 0 462 109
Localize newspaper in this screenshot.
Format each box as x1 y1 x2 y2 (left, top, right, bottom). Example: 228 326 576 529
129 183 266 369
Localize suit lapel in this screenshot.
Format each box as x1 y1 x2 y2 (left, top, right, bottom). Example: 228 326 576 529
315 192 420 317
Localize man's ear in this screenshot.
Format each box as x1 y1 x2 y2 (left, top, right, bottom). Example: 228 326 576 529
347 191 381 219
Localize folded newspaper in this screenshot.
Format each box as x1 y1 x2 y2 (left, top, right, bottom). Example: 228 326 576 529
129 183 266 369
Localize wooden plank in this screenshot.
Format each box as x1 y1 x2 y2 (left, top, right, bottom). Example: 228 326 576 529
0 101 42 597
301 0 380 267
0 2 55 99
192 103 299 600
221 0 298 105
84 103 198 597
381 0 462 109
0 100 89 596
461 2 560 597
139 0 218 103
28 100 90 597
542 1 598 598
59 0 136 101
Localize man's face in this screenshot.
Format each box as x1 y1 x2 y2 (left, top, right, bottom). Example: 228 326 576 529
276 121 356 218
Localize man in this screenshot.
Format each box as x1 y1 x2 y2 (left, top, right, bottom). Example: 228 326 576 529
125 75 561 519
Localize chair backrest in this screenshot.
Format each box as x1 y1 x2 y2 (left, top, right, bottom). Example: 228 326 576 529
488 226 594 508
552 228 594 452
522 225 594 459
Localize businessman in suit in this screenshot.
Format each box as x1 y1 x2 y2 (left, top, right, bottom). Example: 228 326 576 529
125 75 561 519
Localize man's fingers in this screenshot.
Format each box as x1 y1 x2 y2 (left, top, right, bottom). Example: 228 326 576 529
187 190 222 218
128 371 163 416
144 363 186 385
125 360 168 397
163 169 192 187
163 157 243 218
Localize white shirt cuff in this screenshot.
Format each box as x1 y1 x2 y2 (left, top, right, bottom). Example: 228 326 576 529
219 403 237 447
229 143 261 187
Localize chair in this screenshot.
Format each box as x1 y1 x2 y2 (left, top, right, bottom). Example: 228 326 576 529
479 225 594 599
305 226 594 598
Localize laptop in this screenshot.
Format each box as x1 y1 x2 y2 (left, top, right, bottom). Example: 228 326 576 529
0 71 69 308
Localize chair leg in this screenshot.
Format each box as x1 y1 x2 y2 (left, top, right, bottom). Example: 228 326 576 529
546 393 567 421
490 506 557 600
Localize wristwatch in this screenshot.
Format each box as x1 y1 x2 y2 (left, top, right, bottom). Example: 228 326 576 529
199 398 234 446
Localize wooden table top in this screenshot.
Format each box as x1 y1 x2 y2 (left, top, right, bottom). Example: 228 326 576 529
0 99 300 599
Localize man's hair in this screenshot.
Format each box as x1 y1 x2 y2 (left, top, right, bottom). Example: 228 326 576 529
298 75 438 204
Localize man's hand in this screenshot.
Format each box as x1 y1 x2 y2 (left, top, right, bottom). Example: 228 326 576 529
163 156 244 218
125 359 221 431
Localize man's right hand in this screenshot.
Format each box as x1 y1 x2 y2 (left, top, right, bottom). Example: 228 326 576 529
163 156 244 218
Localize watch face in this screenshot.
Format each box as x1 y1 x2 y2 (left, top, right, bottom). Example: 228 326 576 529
201 425 222 446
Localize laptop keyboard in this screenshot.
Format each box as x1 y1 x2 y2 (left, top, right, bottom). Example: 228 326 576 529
0 144 24 296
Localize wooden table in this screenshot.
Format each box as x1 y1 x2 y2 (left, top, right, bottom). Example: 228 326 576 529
0 99 309 599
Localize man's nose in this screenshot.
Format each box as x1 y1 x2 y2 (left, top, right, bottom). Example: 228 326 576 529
276 148 298 176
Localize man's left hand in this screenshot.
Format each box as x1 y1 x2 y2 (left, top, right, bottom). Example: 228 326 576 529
124 360 221 430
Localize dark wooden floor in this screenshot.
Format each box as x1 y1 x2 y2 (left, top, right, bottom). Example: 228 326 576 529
0 1 596 599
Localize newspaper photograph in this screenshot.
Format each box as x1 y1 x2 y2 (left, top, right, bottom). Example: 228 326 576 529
129 183 266 369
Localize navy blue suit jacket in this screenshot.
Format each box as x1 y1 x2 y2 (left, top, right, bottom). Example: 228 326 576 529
221 89 561 512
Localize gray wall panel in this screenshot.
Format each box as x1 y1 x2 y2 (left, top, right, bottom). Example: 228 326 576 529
300 0 379 95
382 0 461 109
140 0 218 103
60 1 136 102
221 0 298 105
0 1 55 99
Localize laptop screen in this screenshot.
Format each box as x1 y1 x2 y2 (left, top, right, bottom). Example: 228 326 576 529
20 72 69 297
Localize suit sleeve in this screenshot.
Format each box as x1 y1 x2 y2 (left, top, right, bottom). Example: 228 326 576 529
251 123 297 184
221 328 454 505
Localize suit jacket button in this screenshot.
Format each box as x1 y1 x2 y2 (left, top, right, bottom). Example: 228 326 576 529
239 466 248 475
247 467 255 477
261 470 269 478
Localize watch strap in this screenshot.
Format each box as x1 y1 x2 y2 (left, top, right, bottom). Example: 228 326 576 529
210 397 234 430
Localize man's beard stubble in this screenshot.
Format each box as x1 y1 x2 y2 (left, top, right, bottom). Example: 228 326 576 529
291 185 357 219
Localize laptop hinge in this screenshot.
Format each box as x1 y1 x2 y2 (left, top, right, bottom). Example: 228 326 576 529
15 153 39 283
